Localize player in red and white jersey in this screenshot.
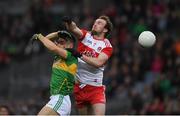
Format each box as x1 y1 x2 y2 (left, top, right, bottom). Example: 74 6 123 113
77 29 113 86
63 15 113 115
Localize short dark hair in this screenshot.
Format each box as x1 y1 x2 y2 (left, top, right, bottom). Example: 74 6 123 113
99 15 113 37
57 30 77 49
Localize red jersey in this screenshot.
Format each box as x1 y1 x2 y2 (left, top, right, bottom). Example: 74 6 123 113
76 29 113 86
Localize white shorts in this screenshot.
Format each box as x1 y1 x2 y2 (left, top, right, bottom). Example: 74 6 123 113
46 94 71 115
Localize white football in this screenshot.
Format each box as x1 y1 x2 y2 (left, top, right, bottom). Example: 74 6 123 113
138 31 156 47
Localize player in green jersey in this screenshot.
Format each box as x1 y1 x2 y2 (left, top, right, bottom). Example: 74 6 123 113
31 30 80 115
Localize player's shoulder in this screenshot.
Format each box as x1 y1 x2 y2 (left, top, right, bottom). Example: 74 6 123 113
80 29 91 39
81 29 90 35
103 38 112 48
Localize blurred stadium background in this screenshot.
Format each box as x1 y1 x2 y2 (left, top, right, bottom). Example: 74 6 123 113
0 0 180 115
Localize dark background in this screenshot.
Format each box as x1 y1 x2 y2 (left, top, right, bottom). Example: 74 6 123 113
0 0 180 114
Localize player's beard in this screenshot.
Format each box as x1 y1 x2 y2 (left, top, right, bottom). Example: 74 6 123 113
91 30 99 36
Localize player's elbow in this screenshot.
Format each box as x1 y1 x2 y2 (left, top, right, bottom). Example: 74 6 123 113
94 61 104 67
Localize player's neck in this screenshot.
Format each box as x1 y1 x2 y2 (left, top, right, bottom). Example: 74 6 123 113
93 34 105 40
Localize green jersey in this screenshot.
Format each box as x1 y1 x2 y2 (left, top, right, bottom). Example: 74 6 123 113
50 51 78 95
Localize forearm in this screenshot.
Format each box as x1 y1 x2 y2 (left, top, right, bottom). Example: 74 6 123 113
45 32 58 40
38 34 67 58
81 55 104 68
65 22 83 38
39 35 58 51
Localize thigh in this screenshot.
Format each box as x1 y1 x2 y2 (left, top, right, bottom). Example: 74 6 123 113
88 86 106 115
74 85 106 115
89 86 106 105
77 104 93 115
77 106 88 115
92 103 105 115
73 84 86 108
44 94 71 115
38 106 58 115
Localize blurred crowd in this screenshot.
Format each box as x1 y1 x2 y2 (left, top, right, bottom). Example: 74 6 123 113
0 0 180 115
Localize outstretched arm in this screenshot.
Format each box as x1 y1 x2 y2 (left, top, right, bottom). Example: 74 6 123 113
33 34 68 59
62 16 83 39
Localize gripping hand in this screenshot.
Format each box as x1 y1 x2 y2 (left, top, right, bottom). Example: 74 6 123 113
62 16 72 24
30 34 43 44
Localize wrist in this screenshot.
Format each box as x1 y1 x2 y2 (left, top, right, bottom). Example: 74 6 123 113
37 34 44 40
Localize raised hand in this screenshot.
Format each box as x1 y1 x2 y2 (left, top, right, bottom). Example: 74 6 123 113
61 16 72 24
30 34 43 44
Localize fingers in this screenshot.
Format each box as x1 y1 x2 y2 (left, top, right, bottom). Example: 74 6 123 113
62 16 72 24
30 34 39 44
31 34 38 40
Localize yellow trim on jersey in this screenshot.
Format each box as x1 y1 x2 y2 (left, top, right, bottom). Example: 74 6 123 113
59 78 65 91
53 60 77 75
58 78 70 92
